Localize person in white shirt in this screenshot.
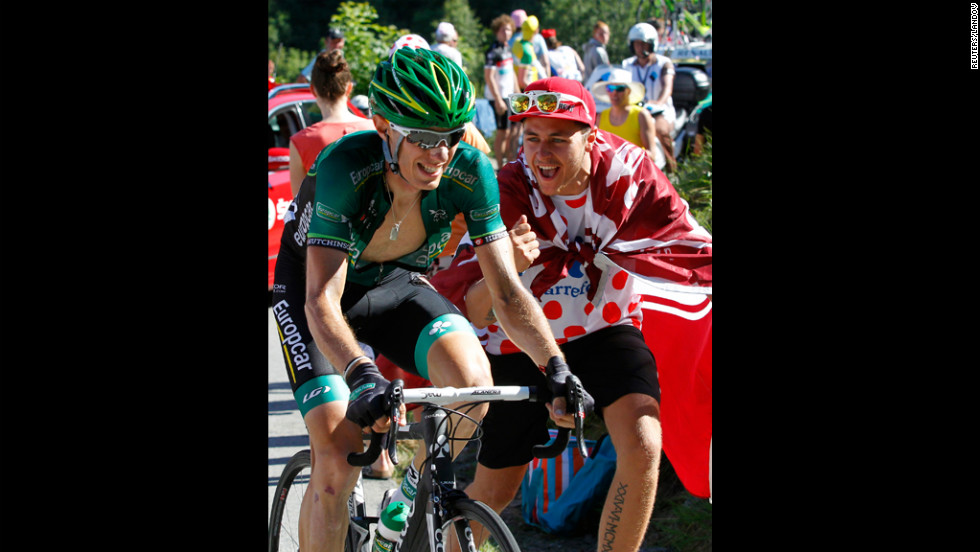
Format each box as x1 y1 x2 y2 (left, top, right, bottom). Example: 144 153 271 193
621 22 677 172
432 21 463 68
542 28 584 82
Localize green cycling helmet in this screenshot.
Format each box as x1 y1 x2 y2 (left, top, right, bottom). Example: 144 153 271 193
369 48 475 129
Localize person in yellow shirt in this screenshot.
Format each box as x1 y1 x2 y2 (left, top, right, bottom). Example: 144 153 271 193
512 15 543 90
590 68 661 166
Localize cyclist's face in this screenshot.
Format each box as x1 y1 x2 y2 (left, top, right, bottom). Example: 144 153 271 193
376 115 460 190
520 117 595 197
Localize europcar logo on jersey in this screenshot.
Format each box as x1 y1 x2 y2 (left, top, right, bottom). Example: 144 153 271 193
316 202 348 223
443 166 478 187
469 204 499 221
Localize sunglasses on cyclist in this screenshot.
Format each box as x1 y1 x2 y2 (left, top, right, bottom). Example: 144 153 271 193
388 122 467 149
508 91 592 120
605 84 630 94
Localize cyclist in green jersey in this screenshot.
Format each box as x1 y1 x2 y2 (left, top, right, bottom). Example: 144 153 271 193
284 48 576 551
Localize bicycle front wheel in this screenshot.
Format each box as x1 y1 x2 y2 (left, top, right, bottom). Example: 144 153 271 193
439 498 521 552
269 450 311 552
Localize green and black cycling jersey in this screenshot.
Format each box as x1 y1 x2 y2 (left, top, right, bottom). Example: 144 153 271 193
279 130 507 286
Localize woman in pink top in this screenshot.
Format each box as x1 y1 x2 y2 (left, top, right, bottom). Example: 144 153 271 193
288 50 375 195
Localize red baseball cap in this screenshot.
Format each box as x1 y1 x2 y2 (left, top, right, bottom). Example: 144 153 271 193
507 77 596 127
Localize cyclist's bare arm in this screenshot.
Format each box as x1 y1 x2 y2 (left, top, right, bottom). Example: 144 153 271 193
472 230 562 368
465 219 577 429
305 246 390 432
465 216 538 329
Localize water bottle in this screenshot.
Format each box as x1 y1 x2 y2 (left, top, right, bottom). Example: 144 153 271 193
372 500 409 552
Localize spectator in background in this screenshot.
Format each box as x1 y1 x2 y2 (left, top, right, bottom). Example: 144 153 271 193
542 28 584 82
483 14 518 168
512 15 544 91
296 27 345 84
591 68 660 165
288 50 375 196
269 59 277 90
433 21 464 68
508 9 550 80
648 18 665 46
582 20 611 83
622 22 677 173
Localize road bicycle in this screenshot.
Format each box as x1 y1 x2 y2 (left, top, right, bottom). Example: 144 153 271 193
269 375 590 552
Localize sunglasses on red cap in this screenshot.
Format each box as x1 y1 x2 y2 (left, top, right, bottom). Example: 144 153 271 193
508 90 592 120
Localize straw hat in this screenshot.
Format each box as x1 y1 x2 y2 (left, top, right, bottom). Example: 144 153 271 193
589 67 645 105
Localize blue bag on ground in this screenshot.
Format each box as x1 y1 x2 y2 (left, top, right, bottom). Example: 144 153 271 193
521 430 617 535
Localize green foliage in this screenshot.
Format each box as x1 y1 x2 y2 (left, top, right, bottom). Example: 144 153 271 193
269 45 313 85
670 133 712 234
533 0 712 65
330 2 409 96
269 8 315 85
649 456 713 551
268 2 407 92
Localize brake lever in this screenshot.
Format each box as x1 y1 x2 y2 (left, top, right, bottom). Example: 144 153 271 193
387 379 404 465
567 374 589 460
345 378 405 467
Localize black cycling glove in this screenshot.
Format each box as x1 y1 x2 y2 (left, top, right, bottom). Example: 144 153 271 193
544 356 595 416
345 361 391 429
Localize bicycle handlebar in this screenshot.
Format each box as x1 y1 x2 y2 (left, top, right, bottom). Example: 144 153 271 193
346 377 592 467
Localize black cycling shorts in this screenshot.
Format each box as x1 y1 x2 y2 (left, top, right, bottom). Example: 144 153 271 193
494 107 511 131
272 255 472 410
476 324 659 469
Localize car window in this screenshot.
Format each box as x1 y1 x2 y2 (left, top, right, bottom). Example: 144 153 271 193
269 108 299 149
299 100 322 127
268 99 321 149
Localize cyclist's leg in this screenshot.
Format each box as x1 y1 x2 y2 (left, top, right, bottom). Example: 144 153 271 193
569 325 662 552
353 271 494 462
272 258 362 551
302 401 364 551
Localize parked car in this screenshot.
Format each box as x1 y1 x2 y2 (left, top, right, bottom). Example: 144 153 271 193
268 84 367 289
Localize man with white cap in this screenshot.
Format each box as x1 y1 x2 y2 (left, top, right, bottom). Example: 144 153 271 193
432 21 463 68
428 76 711 551
296 27 346 84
